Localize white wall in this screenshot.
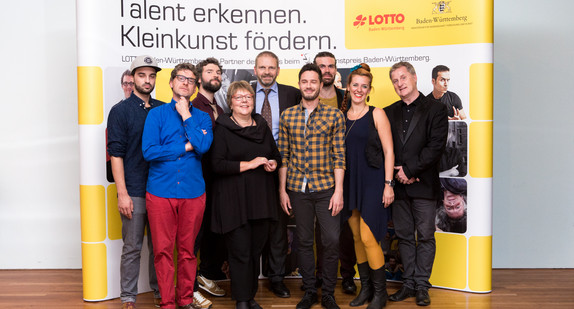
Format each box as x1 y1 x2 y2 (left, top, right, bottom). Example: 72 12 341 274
0 1 81 268
492 1 574 267
0 0 572 269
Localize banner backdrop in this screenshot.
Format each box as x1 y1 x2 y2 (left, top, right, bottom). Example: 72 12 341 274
78 0 493 301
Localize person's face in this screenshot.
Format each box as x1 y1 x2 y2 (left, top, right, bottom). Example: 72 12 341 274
200 63 222 93
230 88 254 117
315 56 337 87
443 190 465 219
334 72 342 88
170 69 197 100
133 67 157 96
432 71 450 94
254 55 279 88
121 75 134 99
391 66 418 101
348 75 371 105
298 71 322 101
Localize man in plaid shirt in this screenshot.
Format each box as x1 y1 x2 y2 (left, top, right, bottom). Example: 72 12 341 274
278 63 346 309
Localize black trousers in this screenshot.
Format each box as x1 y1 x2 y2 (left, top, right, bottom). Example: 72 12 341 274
392 198 436 290
263 207 289 283
315 220 357 280
225 219 270 301
194 194 227 292
197 204 227 280
289 188 340 295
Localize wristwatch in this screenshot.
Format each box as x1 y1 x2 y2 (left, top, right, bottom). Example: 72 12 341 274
385 179 395 187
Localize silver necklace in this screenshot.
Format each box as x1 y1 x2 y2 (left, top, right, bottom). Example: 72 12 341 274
345 104 367 139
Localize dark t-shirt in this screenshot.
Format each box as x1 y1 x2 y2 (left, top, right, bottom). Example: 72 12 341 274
427 91 462 118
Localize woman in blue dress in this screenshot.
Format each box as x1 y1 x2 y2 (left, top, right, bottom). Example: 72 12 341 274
342 63 395 309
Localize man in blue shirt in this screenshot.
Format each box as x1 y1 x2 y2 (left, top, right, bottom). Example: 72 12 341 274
107 55 164 309
142 63 213 309
250 51 300 299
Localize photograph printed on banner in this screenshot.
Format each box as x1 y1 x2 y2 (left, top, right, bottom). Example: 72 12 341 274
436 178 467 234
440 121 467 177
427 64 467 120
105 68 136 183
214 69 257 113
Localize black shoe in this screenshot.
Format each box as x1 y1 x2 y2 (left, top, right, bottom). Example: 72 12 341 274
321 294 340 309
342 277 357 294
350 263 373 307
296 291 318 309
248 299 262 309
366 267 387 309
388 286 415 302
236 301 250 309
270 281 291 298
415 290 431 306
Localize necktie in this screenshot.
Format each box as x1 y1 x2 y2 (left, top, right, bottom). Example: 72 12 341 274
209 103 219 120
261 89 272 130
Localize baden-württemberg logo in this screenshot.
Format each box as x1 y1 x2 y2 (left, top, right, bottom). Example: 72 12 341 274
416 1 468 25
433 1 452 14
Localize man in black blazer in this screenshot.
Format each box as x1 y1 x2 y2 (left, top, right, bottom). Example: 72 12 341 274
384 62 448 306
250 51 300 298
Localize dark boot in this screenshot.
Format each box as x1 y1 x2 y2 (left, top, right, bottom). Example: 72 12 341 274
366 266 387 309
349 262 373 306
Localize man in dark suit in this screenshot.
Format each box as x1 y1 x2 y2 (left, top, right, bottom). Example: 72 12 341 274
251 51 300 298
384 62 448 307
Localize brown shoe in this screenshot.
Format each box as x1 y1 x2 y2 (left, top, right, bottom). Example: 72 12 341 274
154 298 162 308
121 302 136 309
193 291 213 309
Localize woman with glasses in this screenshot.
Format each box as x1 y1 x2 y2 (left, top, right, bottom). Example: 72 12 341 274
210 80 282 309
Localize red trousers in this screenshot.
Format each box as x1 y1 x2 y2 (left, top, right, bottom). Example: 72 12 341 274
146 192 206 308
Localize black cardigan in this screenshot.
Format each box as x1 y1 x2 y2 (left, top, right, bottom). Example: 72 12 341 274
210 113 282 234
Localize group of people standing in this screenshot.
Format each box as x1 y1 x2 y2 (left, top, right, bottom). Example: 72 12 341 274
107 51 448 309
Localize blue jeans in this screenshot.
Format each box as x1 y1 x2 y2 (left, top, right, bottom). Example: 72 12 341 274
120 196 160 303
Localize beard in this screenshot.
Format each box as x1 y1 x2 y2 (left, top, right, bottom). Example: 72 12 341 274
322 74 334 87
202 78 222 93
135 82 153 95
322 79 334 87
302 88 320 101
257 74 277 88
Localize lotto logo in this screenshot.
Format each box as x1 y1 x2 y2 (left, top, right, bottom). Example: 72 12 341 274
353 13 405 28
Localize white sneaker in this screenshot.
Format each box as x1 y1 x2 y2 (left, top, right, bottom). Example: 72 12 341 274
197 274 226 297
193 291 213 309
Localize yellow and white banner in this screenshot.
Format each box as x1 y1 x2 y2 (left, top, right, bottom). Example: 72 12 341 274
78 0 492 300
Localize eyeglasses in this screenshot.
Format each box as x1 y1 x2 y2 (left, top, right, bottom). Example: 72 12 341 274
122 82 134 87
232 95 253 101
175 75 196 84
